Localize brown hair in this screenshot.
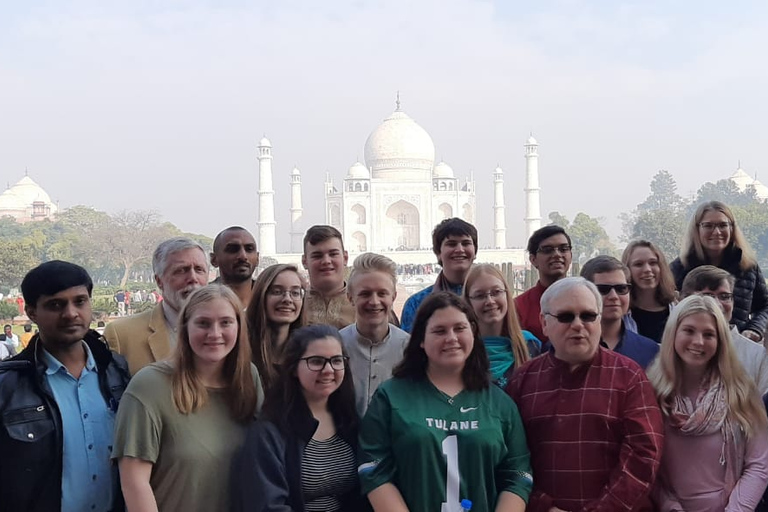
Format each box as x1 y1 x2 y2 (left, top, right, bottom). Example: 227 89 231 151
462 264 530 369
171 284 258 422
680 265 735 298
247 264 307 392
622 239 677 307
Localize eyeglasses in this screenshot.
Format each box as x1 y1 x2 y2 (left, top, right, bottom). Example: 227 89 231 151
300 355 348 372
468 289 507 302
595 284 632 296
544 311 600 324
700 292 734 303
698 222 732 232
536 244 572 255
268 287 305 300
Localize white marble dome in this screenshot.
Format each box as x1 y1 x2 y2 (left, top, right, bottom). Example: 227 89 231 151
526 135 538 145
346 161 370 179
364 108 435 180
0 175 58 222
433 161 454 179
9 176 55 205
0 188 27 210
259 137 272 147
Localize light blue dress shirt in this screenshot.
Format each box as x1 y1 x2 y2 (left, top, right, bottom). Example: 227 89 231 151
42 342 117 512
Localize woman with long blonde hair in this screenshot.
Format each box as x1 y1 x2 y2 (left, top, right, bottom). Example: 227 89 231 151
648 295 768 511
247 263 307 393
114 284 263 512
622 239 677 342
462 264 541 388
671 201 768 342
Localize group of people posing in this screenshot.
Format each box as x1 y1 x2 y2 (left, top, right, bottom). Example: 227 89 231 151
2 199 768 512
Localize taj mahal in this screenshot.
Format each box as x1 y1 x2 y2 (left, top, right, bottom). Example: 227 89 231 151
257 97 543 267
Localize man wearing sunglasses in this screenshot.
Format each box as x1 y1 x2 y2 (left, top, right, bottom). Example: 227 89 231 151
515 225 573 346
507 277 663 512
581 256 659 369
681 265 768 394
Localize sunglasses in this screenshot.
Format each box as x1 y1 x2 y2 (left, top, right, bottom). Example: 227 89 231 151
595 284 631 296
545 311 600 324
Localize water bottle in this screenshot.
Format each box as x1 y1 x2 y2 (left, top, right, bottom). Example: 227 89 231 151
460 498 472 511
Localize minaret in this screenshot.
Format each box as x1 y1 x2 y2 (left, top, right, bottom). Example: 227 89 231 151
290 166 303 253
524 135 542 242
493 165 506 249
257 137 277 256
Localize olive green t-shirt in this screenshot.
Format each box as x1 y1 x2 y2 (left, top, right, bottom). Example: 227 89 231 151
113 363 262 512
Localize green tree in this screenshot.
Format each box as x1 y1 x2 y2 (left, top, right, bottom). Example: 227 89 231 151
547 211 570 230
0 240 40 288
545 212 613 262
624 170 688 260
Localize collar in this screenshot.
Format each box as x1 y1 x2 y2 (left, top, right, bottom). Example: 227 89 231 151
308 282 347 300
161 301 180 334
40 340 95 376
599 321 626 351
354 325 391 346
547 344 602 373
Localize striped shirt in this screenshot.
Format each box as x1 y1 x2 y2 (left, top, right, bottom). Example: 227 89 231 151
506 348 664 512
301 434 357 512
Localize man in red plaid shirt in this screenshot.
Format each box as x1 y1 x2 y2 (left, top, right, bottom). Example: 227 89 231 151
507 277 663 512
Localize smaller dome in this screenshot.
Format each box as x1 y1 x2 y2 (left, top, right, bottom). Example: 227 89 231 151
494 166 503 174
291 166 301 176
751 180 768 201
526 136 538 145
259 137 272 147
433 161 454 179
346 162 370 179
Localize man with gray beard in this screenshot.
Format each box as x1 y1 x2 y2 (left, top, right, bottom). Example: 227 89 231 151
104 237 209 375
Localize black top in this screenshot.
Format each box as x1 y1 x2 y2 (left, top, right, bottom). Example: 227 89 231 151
630 306 670 343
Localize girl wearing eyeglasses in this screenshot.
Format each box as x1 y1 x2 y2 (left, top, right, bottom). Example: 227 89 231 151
462 264 541 388
621 239 678 343
232 324 367 512
247 264 307 393
671 201 768 343
114 285 263 512
359 292 532 512
647 294 768 511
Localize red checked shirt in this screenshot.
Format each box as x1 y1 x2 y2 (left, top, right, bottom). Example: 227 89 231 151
506 348 664 512
514 281 548 344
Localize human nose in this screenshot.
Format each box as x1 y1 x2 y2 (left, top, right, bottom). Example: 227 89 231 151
62 302 79 319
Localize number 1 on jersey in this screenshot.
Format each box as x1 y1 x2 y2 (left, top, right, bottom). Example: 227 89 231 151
441 434 461 512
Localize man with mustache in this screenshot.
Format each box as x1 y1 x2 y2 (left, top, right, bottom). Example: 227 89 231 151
104 237 209 375
210 226 259 309
0 261 131 512
515 225 573 346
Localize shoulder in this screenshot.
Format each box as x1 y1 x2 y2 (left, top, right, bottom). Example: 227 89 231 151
669 257 685 274
105 307 157 333
624 330 660 351
404 286 433 307
388 325 410 342
598 348 647 381
126 364 172 396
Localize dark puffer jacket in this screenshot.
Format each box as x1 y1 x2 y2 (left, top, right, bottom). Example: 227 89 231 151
671 247 768 336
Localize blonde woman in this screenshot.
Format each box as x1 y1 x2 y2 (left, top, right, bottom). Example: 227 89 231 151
462 264 541 388
114 284 263 511
648 295 768 511
622 239 678 342
671 201 768 342
247 264 307 393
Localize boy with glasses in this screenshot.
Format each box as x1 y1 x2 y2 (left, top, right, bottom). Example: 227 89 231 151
515 225 573 345
581 256 659 369
681 265 768 394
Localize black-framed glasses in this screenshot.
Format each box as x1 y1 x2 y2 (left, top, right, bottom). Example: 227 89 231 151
536 244 572 255
300 355 348 372
700 291 734 303
544 311 600 324
698 222 732 232
468 289 507 302
268 287 305 300
595 284 632 296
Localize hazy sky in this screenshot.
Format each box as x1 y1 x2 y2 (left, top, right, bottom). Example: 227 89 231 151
2 0 767 251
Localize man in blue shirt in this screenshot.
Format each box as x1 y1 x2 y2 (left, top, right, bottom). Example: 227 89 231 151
581 256 659 369
0 261 131 512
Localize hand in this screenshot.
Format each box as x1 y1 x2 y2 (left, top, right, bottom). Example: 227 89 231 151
742 329 763 343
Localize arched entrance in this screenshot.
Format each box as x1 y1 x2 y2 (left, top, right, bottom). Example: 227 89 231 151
384 200 420 250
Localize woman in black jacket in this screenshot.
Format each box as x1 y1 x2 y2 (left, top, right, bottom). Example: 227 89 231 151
670 200 768 342
232 324 368 512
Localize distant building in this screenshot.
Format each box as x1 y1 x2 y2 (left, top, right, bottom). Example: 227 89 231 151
0 174 58 223
729 165 768 201
256 96 543 256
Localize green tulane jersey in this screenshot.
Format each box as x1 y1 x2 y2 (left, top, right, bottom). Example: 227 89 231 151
359 377 532 512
